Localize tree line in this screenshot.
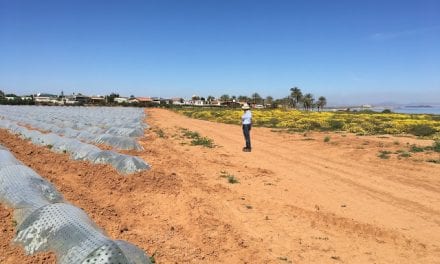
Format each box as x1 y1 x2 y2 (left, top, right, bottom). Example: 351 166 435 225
1 87 327 110
198 86 327 111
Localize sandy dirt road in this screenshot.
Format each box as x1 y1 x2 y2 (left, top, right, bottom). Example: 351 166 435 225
1 108 440 263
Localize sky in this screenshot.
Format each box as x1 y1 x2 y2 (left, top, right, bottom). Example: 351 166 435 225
1 0 439 105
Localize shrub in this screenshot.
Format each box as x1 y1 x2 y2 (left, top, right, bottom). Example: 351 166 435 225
409 145 425 153
378 150 392 159
227 175 239 184
399 152 411 158
191 137 214 148
329 119 344 130
433 140 440 152
408 124 436 137
324 136 331 142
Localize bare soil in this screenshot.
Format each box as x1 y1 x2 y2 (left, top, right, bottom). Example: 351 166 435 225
1 108 440 263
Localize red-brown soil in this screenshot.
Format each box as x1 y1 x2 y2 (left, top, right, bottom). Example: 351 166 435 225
1 108 440 263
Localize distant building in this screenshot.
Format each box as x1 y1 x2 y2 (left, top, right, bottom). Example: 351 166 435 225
136 97 153 103
34 93 58 104
171 97 184 105
114 97 129 104
64 94 90 105
90 96 105 104
20 95 33 100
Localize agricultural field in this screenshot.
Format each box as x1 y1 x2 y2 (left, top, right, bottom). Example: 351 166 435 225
176 108 440 138
1 106 440 263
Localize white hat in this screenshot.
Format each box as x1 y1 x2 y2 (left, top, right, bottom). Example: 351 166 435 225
242 104 250 110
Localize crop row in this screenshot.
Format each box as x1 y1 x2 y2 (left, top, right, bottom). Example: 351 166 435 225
0 120 150 174
0 144 151 263
0 106 146 150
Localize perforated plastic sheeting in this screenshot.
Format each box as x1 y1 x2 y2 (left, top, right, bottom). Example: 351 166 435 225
89 151 150 174
94 134 144 151
105 127 144 137
0 106 147 151
0 165 63 225
1 123 150 174
0 146 152 263
0 149 22 167
0 105 146 136
15 203 150 264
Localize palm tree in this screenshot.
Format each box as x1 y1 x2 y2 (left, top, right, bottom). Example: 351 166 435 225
265 96 274 106
238 95 249 102
251 92 262 105
220 94 230 101
290 87 302 108
317 96 327 111
207 95 215 103
303 93 314 111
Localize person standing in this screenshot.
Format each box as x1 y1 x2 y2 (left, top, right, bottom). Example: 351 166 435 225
241 104 252 152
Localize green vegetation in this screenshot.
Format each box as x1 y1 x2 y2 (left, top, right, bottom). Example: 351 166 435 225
433 140 440 152
154 128 166 138
175 108 440 139
324 136 331 142
149 251 156 263
180 128 215 148
220 171 239 184
378 150 392 159
409 145 425 153
398 151 412 158
191 136 214 148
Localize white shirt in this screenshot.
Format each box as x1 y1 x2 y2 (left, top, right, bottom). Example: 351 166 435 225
241 110 252 125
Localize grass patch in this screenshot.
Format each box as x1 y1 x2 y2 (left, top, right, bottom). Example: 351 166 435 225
324 136 331 142
378 150 392 159
398 151 412 158
426 159 440 164
149 251 157 263
191 136 214 148
409 145 425 153
180 128 215 148
219 171 239 184
228 175 239 184
433 140 440 152
155 128 166 138
180 128 200 139
46 144 53 149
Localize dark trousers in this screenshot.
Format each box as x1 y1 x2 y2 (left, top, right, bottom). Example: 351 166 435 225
242 124 251 149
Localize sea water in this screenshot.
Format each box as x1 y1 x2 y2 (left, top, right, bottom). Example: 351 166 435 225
392 106 440 115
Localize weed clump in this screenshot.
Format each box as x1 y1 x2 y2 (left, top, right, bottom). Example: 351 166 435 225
180 128 215 148
220 171 239 184
378 150 392 159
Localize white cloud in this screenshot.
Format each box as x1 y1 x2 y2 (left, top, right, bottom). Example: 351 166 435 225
370 26 439 41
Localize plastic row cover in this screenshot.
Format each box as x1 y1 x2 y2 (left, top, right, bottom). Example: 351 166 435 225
25 119 144 151
0 145 151 264
3 117 144 151
0 106 146 150
0 120 150 174
0 105 146 137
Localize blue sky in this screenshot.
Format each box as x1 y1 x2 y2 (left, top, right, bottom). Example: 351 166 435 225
1 0 439 105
